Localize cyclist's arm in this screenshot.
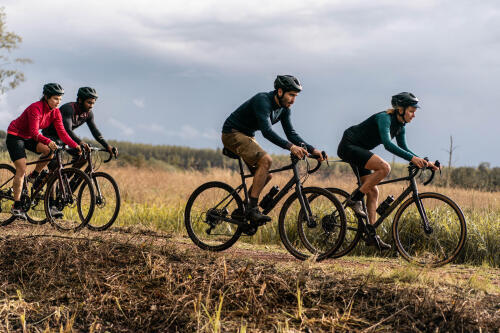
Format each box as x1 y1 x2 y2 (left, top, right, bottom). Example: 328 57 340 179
395 126 418 157
376 113 414 161
254 101 292 150
61 108 83 145
53 111 79 148
27 105 51 145
86 112 110 149
280 109 315 153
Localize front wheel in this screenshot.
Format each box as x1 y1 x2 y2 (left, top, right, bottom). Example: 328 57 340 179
45 168 95 232
278 187 346 261
392 192 467 267
185 181 243 251
79 172 121 231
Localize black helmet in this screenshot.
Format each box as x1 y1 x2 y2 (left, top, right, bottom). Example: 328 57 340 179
77 87 98 101
391 92 420 108
43 83 64 97
274 75 302 92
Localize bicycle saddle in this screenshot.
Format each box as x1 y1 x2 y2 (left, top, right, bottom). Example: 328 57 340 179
222 148 239 159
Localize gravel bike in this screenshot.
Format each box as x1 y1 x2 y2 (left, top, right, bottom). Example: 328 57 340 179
0 147 96 231
320 160 467 267
185 148 347 261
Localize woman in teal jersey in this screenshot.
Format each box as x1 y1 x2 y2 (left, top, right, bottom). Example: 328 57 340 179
337 92 439 249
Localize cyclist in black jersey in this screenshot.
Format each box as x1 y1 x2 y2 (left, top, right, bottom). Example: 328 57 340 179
222 75 326 225
337 92 439 249
42 87 117 165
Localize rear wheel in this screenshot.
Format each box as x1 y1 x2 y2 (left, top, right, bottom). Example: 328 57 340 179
325 188 363 258
0 164 17 226
278 187 346 261
185 181 243 251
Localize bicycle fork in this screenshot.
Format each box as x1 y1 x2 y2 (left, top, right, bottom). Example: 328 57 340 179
410 179 433 234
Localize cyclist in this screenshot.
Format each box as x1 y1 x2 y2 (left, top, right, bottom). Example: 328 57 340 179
6 83 81 219
337 92 439 250
221 75 326 226
42 87 117 168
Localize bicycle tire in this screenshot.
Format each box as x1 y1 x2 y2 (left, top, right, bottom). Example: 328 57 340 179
185 181 243 251
278 186 346 261
324 187 363 258
45 168 95 232
79 172 121 231
392 192 467 267
0 164 17 226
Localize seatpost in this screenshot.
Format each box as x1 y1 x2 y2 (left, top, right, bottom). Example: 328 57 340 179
237 157 249 204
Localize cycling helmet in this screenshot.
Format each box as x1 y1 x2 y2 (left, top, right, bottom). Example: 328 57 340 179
43 83 64 97
274 75 302 92
391 92 420 108
77 87 98 100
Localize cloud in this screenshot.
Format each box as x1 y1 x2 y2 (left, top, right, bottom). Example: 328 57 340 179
108 117 134 136
139 123 218 141
132 99 145 108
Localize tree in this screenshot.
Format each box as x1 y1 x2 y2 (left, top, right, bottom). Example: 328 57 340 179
0 7 31 94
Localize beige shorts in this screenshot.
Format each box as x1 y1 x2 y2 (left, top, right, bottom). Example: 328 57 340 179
221 131 266 167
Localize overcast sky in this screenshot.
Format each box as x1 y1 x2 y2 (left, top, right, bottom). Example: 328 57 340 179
1 0 499 166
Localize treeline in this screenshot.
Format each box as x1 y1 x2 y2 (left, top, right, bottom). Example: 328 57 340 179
0 131 498 191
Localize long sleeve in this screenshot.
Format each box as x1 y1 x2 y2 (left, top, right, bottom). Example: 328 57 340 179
27 105 51 145
254 100 291 150
376 113 414 161
280 109 315 153
61 109 82 144
53 111 78 148
395 126 418 157
86 112 109 149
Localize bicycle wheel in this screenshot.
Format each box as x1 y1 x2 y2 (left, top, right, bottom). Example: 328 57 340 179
0 164 17 226
278 187 346 261
78 172 121 231
185 181 243 251
25 174 50 225
44 168 95 232
323 188 363 258
393 192 467 267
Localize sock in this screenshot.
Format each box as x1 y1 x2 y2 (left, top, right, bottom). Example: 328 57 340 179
249 196 258 208
351 189 365 201
31 170 40 178
13 201 22 209
366 223 376 236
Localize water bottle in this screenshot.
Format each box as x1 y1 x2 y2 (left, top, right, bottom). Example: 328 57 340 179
259 185 280 210
376 195 395 216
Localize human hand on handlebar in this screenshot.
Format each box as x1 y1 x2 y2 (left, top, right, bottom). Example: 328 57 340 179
311 148 327 162
290 144 308 159
48 141 58 150
108 146 118 157
411 156 429 168
426 161 440 171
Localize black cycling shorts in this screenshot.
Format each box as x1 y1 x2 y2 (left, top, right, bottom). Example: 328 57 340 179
337 136 373 177
6 134 41 162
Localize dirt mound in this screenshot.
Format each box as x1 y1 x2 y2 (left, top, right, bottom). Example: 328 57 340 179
0 228 498 332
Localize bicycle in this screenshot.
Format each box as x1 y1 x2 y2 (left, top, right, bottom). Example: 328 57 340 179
0 147 96 231
315 160 467 267
66 146 120 231
184 148 347 261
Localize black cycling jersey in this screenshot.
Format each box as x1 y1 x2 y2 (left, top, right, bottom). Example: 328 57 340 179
222 91 314 152
42 102 109 149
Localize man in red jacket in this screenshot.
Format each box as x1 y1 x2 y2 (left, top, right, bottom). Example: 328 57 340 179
6 83 82 219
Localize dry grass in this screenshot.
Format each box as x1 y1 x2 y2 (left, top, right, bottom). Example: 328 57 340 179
104 164 500 266
0 224 498 332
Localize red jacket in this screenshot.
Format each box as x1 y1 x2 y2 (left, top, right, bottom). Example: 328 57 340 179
7 101 78 148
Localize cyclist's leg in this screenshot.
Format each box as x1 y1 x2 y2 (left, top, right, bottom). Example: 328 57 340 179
33 142 53 173
6 135 28 201
360 174 379 225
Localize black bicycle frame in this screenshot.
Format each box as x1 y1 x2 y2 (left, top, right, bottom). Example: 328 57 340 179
351 165 431 231
208 155 314 227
